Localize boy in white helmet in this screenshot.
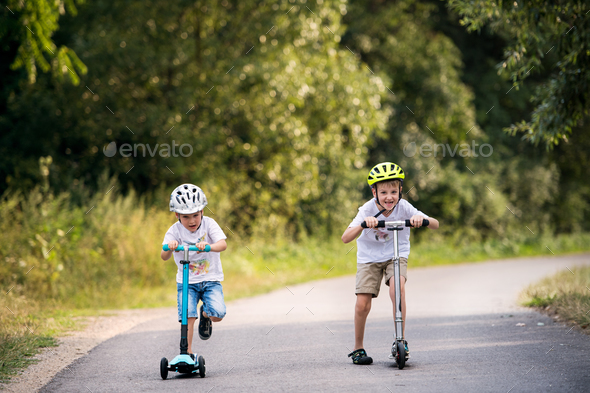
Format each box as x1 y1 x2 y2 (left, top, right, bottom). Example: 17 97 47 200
342 162 439 365
161 184 228 357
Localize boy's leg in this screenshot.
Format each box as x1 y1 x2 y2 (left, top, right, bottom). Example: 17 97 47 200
202 311 222 322
388 276 406 336
354 293 372 350
198 281 226 340
177 283 199 354
187 317 196 354
349 263 380 365
201 281 226 321
385 257 408 337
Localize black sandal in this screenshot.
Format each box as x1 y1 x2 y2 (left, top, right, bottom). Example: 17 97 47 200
348 348 373 365
198 305 212 340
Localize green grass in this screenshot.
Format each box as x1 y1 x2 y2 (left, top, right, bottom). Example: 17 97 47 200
0 335 57 384
521 266 590 333
0 297 102 383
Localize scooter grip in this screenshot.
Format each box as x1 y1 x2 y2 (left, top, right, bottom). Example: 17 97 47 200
163 244 212 252
361 221 386 228
405 219 430 227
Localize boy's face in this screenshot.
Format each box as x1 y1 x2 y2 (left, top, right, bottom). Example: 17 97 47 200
176 211 203 232
372 182 401 210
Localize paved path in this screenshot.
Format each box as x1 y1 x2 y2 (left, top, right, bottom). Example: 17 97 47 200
41 254 590 392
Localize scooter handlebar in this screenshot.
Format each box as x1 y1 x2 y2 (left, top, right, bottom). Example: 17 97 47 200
361 221 385 228
360 219 429 228
162 244 211 252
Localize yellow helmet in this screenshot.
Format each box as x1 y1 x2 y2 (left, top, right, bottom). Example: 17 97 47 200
367 162 405 187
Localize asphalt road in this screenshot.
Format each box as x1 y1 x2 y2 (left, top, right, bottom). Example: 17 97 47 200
41 254 590 392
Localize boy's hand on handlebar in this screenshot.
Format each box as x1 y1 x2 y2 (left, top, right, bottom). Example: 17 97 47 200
196 242 209 253
363 216 379 228
409 215 424 228
167 241 179 251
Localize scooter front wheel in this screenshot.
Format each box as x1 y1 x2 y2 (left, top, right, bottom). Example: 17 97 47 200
198 355 206 378
160 357 169 380
396 341 406 369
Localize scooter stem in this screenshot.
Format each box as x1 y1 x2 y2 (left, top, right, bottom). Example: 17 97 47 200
392 227 404 341
180 247 190 355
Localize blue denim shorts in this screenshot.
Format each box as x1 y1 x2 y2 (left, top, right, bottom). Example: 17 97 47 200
176 281 226 322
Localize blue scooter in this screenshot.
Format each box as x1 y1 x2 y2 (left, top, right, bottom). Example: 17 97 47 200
160 244 210 380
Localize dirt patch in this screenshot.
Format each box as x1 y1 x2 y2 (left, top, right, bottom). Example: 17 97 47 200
3 308 171 393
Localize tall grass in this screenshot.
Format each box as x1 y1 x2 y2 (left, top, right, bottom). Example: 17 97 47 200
3 180 590 308
521 267 590 333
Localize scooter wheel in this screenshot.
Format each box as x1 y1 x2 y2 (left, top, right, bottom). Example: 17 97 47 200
396 341 406 370
160 357 169 380
198 355 206 378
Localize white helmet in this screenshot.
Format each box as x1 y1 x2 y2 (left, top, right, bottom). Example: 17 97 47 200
169 184 208 214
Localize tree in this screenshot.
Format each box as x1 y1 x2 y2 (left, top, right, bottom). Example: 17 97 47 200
0 0 389 238
448 0 590 148
1 0 87 84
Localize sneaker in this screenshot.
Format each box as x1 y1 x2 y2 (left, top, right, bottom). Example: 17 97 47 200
198 305 212 340
348 348 373 365
388 343 396 359
404 340 410 360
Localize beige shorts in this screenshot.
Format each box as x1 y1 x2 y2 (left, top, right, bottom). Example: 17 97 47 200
355 257 408 298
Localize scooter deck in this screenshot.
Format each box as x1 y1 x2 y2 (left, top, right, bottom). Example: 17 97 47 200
169 354 200 374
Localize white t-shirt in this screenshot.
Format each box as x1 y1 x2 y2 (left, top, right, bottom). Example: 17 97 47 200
349 199 428 263
163 217 227 284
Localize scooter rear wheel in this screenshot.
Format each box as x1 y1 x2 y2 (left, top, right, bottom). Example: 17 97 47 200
198 355 206 378
396 341 406 369
160 357 169 380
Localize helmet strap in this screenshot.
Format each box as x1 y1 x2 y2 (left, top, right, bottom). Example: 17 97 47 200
373 208 387 219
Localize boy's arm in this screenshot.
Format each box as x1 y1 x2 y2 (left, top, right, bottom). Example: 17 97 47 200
342 226 362 244
160 240 178 261
196 239 227 253
161 240 179 261
409 215 439 229
342 216 380 243
426 217 439 229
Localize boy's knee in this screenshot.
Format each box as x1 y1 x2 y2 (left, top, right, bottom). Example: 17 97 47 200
210 316 223 322
355 295 372 313
388 278 406 291
355 303 371 315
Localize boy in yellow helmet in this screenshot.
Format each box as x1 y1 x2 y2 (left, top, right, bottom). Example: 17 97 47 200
342 162 439 365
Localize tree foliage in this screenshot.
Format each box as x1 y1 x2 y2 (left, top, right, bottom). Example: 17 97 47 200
448 0 590 147
1 0 87 84
1 0 589 242
1 0 389 237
